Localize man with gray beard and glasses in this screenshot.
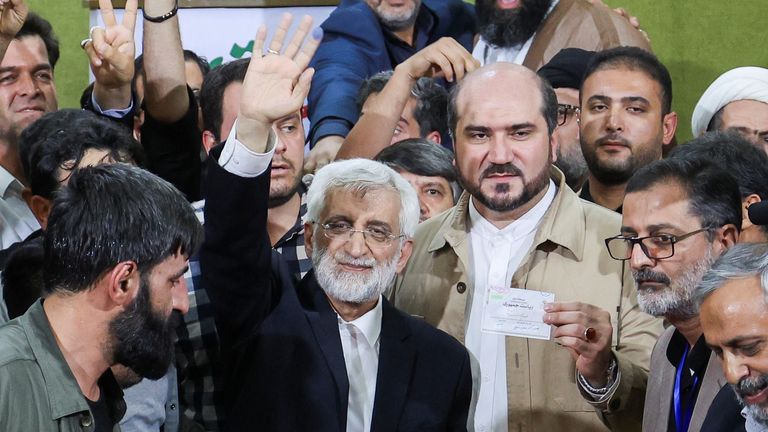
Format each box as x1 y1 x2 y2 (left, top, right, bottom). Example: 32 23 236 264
473 0 649 69
600 157 745 431
201 16 471 432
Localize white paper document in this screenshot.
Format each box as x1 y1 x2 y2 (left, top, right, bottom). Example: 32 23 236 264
481 286 554 340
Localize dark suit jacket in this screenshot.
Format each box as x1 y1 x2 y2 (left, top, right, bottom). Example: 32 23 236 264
201 156 472 432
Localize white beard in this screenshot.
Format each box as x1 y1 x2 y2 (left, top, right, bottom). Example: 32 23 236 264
313 246 400 304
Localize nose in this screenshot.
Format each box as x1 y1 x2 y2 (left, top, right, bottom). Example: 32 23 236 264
273 133 286 154
723 351 749 386
488 134 514 165
173 278 190 315
418 196 429 220
628 241 654 270
606 106 623 133
344 230 369 258
17 72 40 97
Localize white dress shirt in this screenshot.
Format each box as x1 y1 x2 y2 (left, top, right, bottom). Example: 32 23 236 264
466 181 556 432
472 0 560 66
743 407 768 432
0 166 39 250
337 296 383 432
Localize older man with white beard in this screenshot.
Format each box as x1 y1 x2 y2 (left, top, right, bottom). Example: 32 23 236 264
473 0 650 69
200 16 471 432
598 157 744 431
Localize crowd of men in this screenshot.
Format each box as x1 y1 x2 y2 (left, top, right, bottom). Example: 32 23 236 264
0 0 768 431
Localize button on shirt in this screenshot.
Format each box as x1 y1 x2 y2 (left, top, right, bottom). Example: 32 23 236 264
0 166 39 250
466 181 556 432
337 296 383 432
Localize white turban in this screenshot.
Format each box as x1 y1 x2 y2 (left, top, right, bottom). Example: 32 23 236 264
691 66 768 137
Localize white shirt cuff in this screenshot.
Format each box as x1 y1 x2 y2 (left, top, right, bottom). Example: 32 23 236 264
578 368 622 403
218 119 276 177
90 93 133 118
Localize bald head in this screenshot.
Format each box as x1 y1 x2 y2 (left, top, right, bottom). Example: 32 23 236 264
447 63 558 138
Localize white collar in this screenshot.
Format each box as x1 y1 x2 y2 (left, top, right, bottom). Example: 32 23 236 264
742 406 768 432
337 295 383 347
0 165 20 196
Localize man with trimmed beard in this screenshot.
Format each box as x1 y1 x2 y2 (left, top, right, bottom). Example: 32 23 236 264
579 47 677 212
202 16 471 431
696 243 768 432
305 0 476 172
0 163 202 431
473 0 649 69
600 157 745 431
393 61 661 431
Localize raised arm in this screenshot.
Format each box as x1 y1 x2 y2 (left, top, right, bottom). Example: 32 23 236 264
337 37 478 160
0 0 27 63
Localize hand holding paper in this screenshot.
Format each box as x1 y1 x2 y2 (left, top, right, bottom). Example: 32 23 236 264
482 287 554 340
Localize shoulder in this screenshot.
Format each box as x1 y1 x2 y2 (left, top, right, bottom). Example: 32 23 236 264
0 321 35 368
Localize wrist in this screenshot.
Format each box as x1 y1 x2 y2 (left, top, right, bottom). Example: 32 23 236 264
583 355 617 389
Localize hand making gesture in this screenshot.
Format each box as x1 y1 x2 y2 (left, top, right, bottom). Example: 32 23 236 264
0 0 27 41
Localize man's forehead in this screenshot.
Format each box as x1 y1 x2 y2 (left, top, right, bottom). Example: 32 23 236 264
622 183 693 230
457 70 543 122
583 67 662 101
2 35 50 68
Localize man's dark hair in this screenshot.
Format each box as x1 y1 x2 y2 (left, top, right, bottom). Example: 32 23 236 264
374 138 462 204
582 46 672 115
447 69 558 138
183 49 211 77
43 164 202 295
669 131 768 234
199 58 248 142
19 109 143 199
357 72 449 144
625 158 742 237
16 12 59 69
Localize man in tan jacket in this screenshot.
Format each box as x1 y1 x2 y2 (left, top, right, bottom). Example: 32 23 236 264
392 62 661 431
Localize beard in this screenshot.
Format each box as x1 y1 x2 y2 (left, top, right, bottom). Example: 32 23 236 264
633 247 715 319
458 160 551 213
555 141 588 190
581 134 662 186
734 374 768 426
476 0 554 48
109 275 180 380
268 174 301 208
373 0 422 32
313 244 401 304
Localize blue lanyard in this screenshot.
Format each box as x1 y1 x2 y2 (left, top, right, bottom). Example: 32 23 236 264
673 347 700 432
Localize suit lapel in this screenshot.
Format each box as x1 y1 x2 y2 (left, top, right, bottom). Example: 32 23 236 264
303 274 350 428
371 299 416 431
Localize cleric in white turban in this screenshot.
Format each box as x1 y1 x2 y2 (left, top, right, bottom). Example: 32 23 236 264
691 66 768 142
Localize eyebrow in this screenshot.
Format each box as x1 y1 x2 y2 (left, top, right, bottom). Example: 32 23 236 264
171 266 190 281
420 182 447 189
0 63 52 74
587 95 651 105
463 122 536 133
722 336 764 348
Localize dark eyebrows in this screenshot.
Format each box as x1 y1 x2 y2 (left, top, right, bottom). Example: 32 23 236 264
276 112 301 124
171 265 190 281
624 96 650 106
0 63 52 75
462 122 536 134
722 335 764 349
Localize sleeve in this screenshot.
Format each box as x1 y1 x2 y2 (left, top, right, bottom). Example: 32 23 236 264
81 84 136 132
584 264 662 431
307 8 389 146
0 362 50 432
218 120 275 177
140 86 203 202
447 349 473 432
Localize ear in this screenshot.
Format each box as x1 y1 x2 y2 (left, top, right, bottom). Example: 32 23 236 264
106 261 139 306
425 130 442 145
395 239 413 273
23 189 51 230
202 130 218 155
303 222 315 259
549 132 559 164
661 111 678 145
715 224 739 253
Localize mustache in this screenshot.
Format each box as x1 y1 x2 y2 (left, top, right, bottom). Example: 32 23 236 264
595 134 631 148
334 252 376 268
735 374 768 399
481 163 523 180
632 268 671 286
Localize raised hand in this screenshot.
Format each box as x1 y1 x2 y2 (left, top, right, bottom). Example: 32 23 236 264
0 0 27 40
236 13 321 153
84 0 137 91
396 37 479 83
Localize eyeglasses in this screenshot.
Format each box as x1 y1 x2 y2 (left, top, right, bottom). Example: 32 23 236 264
604 228 713 261
557 104 580 126
320 222 404 248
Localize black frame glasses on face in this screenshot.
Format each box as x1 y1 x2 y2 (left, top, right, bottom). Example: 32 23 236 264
556 104 580 126
604 227 714 261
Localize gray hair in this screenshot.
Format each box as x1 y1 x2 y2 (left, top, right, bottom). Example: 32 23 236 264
694 243 768 306
304 158 420 238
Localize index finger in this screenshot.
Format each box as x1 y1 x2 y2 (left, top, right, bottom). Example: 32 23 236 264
121 0 138 33
98 0 117 27
544 301 587 312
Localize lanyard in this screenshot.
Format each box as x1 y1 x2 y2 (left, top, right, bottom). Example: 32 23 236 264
674 347 700 432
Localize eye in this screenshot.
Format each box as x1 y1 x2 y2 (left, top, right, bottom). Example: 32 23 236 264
511 130 531 139
325 221 352 235
0 74 15 84
740 342 762 357
34 71 53 82
424 188 442 197
366 226 392 242
468 131 488 141
627 106 645 113
279 124 296 134
590 103 607 112
393 126 403 136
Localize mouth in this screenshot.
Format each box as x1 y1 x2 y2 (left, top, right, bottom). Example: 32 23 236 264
270 162 293 176
483 172 519 181
339 263 373 273
16 106 45 114
497 0 521 9
743 385 768 406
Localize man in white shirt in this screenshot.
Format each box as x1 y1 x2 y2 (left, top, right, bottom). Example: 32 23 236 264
696 243 768 432
200 15 472 432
